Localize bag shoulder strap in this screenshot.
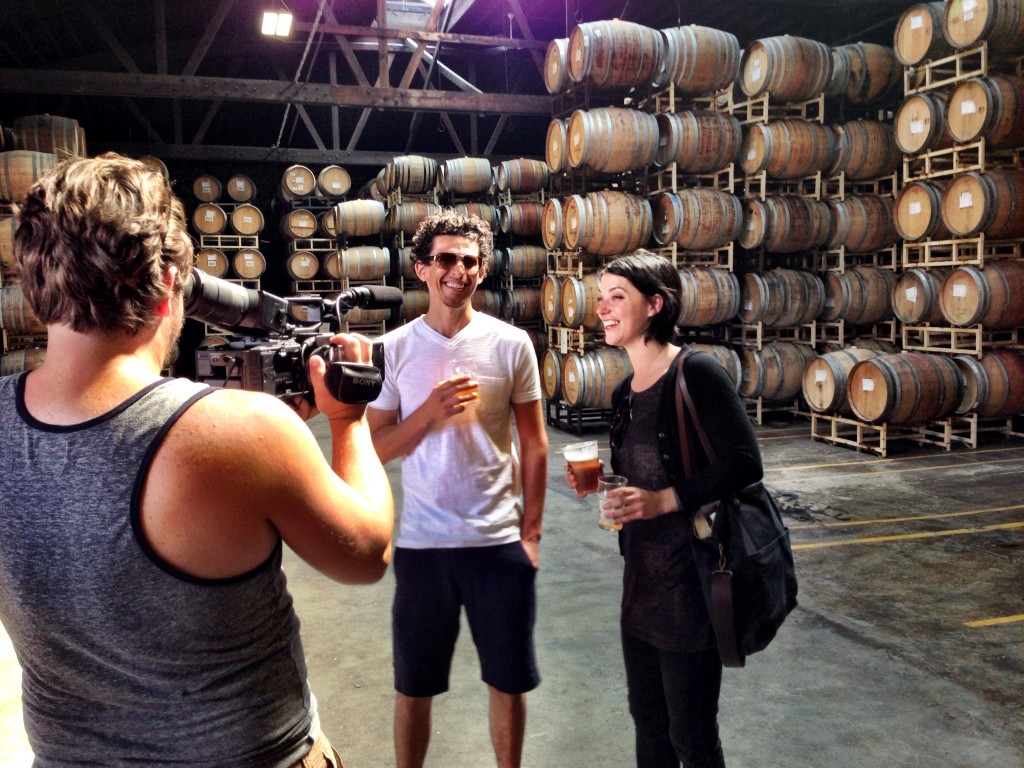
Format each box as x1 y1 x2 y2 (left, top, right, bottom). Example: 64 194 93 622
675 350 717 466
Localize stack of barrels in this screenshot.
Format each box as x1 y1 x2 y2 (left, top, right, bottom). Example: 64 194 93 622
190 171 268 284
0 114 88 374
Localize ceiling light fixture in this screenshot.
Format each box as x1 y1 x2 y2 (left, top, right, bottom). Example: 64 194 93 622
261 10 293 37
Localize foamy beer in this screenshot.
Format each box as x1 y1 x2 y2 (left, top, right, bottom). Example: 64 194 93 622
563 440 601 494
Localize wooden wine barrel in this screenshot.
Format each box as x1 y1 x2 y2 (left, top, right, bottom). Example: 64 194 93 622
894 179 950 241
827 194 897 253
0 215 16 276
503 245 547 279
541 347 565 400
317 165 352 198
848 352 963 425
655 110 742 173
940 169 1024 239
541 197 563 250
279 208 318 240
541 274 565 326
191 203 228 235
739 341 817 401
388 155 438 193
280 165 316 201
471 289 503 318
830 120 901 181
688 343 742 391
335 199 386 236
653 189 743 250
821 265 896 325
740 195 832 252
567 20 663 88
939 260 1024 329
946 75 1024 148
439 157 492 195
739 268 825 327
563 191 652 255
802 347 885 415
452 202 498 232
546 119 568 173
894 91 953 155
944 0 1024 57
138 155 169 179
225 174 257 203
13 114 83 157
232 248 266 279
327 246 391 281
544 38 570 94
503 287 542 322
0 151 58 203
194 248 230 278
894 2 955 65
499 202 544 236
497 159 549 193
0 283 46 334
386 202 442 236
678 267 740 327
954 348 1024 417
344 307 391 326
286 251 320 281
397 246 418 281
402 290 430 321
739 119 836 179
892 267 951 324
834 43 901 105
229 203 264 236
192 174 222 202
561 346 633 409
318 209 338 238
657 25 741 95
0 346 46 375
740 35 832 102
567 107 660 174
560 273 602 330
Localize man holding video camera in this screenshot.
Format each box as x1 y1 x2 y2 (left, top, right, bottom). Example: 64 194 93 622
367 209 548 768
0 153 393 767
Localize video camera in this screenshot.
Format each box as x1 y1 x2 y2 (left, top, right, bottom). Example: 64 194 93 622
183 270 403 404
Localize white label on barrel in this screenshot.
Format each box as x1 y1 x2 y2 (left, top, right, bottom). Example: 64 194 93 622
815 370 826 383
332 181 341 190
244 256 254 265
743 300 753 310
861 379 875 392
569 216 578 228
746 148 756 160
201 181 211 192
959 192 973 209
547 298 555 311
548 220 556 232
911 120 924 135
567 372 577 384
953 284 967 298
746 220 755 230
301 257 311 266
905 287 918 302
660 222 670 235
243 215 252 223
964 0 977 12
960 99 977 115
206 256 218 267
909 201 922 215
204 210 215 221
965 9 975 20
910 13 923 29
573 133 580 146
574 49 582 63
752 64 762 82
659 136 667 147
559 330 568 354
825 297 834 307
235 180 245 190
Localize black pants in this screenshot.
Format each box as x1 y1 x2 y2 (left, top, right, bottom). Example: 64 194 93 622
621 630 726 768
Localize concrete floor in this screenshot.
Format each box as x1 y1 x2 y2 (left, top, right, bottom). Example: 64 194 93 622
2 410 1022 767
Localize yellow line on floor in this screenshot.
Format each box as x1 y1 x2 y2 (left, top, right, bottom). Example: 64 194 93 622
792 528 975 549
764 444 1024 474
964 614 1024 628
787 504 1024 530
769 456 1024 479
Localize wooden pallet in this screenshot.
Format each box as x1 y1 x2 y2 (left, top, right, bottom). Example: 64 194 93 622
810 411 1014 456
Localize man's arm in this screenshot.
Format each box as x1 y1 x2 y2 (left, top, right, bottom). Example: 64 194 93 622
512 398 548 569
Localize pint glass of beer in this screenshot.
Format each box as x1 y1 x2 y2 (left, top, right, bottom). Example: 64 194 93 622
563 440 601 495
597 475 628 531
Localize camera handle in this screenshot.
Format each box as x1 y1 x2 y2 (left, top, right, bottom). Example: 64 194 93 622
313 343 384 404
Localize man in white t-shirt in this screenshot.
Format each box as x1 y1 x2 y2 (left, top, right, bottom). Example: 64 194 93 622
367 209 548 768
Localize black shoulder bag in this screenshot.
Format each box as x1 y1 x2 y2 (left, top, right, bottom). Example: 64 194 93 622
674 353 798 667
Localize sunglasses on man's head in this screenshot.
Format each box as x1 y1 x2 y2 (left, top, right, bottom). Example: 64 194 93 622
428 252 482 273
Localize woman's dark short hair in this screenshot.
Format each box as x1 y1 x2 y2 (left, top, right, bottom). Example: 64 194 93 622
601 250 681 345
411 208 494 265
13 152 193 335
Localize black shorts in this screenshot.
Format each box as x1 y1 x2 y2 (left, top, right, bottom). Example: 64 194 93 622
392 542 541 697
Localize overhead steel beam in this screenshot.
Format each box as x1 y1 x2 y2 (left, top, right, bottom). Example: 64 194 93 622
292 21 549 50
0 68 552 115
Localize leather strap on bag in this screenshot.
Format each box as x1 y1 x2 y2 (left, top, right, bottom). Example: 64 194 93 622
674 352 743 668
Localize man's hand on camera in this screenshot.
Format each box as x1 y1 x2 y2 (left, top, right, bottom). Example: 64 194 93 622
309 333 376 421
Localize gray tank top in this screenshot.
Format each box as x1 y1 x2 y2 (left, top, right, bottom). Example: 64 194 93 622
0 373 316 767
